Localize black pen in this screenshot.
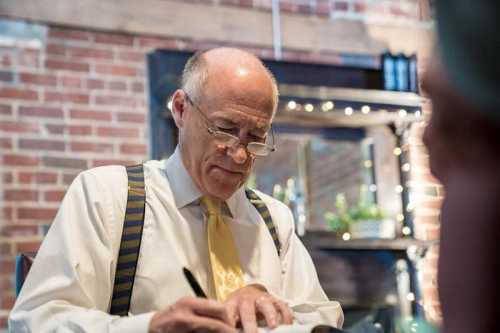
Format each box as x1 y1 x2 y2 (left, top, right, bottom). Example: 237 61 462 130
183 267 207 298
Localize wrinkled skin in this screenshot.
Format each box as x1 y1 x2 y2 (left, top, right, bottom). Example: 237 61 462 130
422 57 500 333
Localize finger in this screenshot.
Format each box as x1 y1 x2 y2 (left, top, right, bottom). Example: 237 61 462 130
224 298 239 327
239 299 258 333
184 298 232 325
255 297 279 329
275 300 294 325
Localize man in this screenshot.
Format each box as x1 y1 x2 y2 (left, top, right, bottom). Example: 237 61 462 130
9 48 343 332
422 1 500 332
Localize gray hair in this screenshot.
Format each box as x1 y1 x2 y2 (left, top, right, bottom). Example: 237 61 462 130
180 49 280 115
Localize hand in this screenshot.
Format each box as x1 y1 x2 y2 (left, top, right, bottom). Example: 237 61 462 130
224 284 294 333
149 296 237 333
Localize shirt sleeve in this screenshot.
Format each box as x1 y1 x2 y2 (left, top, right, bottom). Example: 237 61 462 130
278 205 344 328
8 168 155 333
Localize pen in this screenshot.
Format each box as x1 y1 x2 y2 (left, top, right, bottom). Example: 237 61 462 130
183 267 207 298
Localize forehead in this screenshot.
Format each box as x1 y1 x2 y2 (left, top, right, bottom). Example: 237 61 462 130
209 102 273 131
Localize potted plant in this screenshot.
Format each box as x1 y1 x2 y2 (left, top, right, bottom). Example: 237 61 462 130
324 186 396 239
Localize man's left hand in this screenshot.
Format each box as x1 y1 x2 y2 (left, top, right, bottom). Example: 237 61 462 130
224 284 294 333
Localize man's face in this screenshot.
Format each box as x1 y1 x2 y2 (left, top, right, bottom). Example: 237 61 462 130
175 79 275 201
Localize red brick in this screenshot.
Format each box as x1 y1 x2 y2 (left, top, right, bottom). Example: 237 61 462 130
44 190 66 202
18 50 40 68
0 293 15 310
131 82 145 93
70 109 112 121
92 159 137 167
46 43 67 56
0 121 39 133
97 126 139 138
45 124 91 135
136 37 179 49
94 32 134 46
333 1 349 11
60 76 82 89
0 104 12 115
0 276 13 290
4 190 38 201
118 51 145 63
19 106 64 118
70 141 113 153
94 64 137 77
0 258 14 274
108 81 127 91
0 241 12 255
44 91 89 104
45 59 89 73
116 112 146 123
0 137 12 149
316 2 331 16
3 154 39 166
42 156 87 169
20 72 57 86
62 172 79 185
0 224 39 237
68 46 114 60
120 143 147 155
18 208 57 220
3 172 13 184
86 79 105 90
19 139 66 151
15 240 43 253
353 2 366 12
280 2 298 13
49 28 91 41
0 70 13 82
94 95 137 107
18 172 58 184
0 87 38 100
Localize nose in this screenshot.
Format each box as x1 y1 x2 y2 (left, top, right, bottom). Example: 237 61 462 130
227 145 249 164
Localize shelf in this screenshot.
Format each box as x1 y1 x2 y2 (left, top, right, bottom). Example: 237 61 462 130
301 230 431 252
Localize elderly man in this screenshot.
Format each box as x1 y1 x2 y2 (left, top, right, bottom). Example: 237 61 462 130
9 48 343 333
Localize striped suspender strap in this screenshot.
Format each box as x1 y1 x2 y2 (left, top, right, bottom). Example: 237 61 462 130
109 164 146 316
245 188 281 257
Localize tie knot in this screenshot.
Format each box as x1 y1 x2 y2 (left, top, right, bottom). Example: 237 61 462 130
200 196 221 216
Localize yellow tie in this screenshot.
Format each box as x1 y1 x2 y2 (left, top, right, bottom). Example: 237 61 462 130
201 196 245 301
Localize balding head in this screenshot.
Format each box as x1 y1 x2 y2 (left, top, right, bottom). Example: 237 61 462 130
181 47 279 116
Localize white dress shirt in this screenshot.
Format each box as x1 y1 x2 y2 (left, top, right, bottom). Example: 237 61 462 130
9 148 343 332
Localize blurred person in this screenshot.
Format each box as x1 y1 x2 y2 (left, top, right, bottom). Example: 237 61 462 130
9 48 343 333
422 1 500 332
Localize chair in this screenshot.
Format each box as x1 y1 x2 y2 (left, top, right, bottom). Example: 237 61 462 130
15 253 35 297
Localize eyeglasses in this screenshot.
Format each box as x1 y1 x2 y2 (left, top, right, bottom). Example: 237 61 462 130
184 92 276 157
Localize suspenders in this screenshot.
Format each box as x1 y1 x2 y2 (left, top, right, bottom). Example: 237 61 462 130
109 164 281 316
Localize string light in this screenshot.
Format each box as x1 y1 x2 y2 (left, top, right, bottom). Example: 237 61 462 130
406 292 415 302
399 109 408 118
402 226 412 235
287 100 297 110
342 232 351 241
344 107 353 116
369 184 377 192
393 147 402 156
415 110 422 118
402 163 411 172
397 213 405 222
361 105 371 114
322 101 334 112
304 103 314 112
167 100 173 111
395 185 404 193
363 160 373 168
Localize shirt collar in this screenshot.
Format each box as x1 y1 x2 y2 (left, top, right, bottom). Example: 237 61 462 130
164 146 246 219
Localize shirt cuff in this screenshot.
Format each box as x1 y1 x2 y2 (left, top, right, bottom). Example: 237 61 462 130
111 311 156 333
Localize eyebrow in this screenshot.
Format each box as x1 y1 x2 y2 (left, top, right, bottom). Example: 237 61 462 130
212 115 268 137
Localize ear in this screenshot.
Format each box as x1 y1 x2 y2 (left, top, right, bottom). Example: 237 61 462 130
170 89 187 129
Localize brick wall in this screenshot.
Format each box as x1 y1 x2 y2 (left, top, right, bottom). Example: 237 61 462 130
0 0 437 328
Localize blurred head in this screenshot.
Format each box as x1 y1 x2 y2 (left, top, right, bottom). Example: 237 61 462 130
171 48 279 200
422 0 500 184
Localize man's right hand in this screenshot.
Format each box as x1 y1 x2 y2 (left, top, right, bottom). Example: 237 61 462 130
148 297 237 333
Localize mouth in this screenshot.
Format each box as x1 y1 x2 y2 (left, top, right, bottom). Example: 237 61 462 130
214 165 244 176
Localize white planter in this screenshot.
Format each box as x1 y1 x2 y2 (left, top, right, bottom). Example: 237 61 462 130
349 219 396 239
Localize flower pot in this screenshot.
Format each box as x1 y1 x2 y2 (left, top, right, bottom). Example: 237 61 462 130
349 219 396 239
